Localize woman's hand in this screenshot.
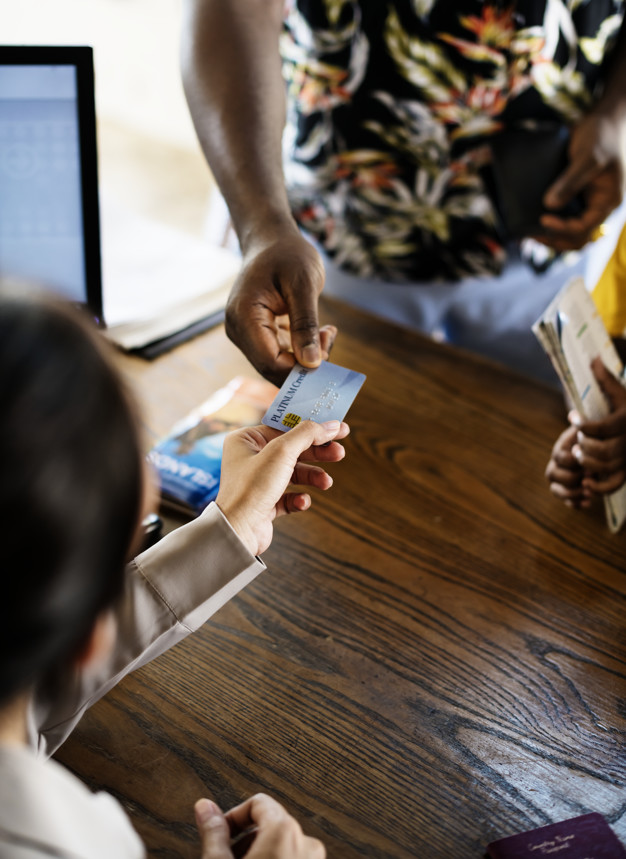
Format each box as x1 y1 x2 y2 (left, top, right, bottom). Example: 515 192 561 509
216 419 349 555
195 794 325 859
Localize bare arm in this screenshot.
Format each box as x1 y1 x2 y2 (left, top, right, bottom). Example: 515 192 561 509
181 0 334 383
181 0 290 250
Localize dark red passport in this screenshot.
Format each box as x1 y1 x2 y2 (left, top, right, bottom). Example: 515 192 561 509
487 813 626 858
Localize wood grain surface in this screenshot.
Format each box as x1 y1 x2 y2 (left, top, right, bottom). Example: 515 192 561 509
57 298 626 858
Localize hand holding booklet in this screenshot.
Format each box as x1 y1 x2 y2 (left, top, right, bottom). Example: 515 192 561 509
532 276 626 533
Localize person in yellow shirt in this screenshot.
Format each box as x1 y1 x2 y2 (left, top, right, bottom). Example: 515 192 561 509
592 222 626 341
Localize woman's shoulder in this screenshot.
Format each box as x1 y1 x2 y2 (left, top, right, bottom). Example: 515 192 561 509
0 745 144 859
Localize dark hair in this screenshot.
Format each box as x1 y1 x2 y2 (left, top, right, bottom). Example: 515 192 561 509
0 291 143 704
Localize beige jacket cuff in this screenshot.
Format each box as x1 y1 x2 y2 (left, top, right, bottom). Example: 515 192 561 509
133 501 264 631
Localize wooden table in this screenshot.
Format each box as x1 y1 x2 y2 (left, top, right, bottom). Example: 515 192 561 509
56 298 626 858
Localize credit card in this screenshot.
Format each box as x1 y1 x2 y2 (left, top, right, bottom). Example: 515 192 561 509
262 360 366 432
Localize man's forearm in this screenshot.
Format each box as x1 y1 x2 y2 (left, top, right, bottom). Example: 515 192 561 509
181 0 296 252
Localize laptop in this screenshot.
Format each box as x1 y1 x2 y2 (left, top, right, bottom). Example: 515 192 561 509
0 45 103 323
0 44 239 357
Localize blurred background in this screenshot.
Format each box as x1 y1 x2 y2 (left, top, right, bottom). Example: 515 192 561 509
1 0 217 236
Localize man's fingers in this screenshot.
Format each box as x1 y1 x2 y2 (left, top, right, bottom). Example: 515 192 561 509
319 324 338 361
535 211 606 250
547 425 578 466
227 304 297 385
545 461 582 488
232 305 296 385
538 204 610 246
545 423 588 505
287 288 323 369
546 460 590 506
548 444 578 470
572 445 618 473
576 412 626 442
590 357 626 412
548 483 589 507
539 208 599 235
583 470 626 494
225 280 297 384
543 159 597 210
531 233 590 253
195 799 234 859
573 435 626 471
569 360 626 440
539 164 620 250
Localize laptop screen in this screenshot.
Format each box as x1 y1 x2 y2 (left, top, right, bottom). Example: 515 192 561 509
0 46 102 321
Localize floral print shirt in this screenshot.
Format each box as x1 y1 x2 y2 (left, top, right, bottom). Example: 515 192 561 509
280 0 625 281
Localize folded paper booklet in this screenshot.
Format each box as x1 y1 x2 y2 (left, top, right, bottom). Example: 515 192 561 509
148 377 277 517
532 276 626 533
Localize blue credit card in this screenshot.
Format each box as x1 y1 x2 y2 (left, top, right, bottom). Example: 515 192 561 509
262 360 366 432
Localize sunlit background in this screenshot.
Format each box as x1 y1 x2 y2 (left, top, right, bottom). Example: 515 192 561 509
1 0 216 235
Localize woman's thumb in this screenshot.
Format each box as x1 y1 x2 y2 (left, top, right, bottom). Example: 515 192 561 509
195 798 233 859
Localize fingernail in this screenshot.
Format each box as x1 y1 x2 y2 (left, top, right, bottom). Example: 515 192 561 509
572 444 583 462
568 410 582 427
322 420 340 432
301 344 320 366
576 431 585 445
195 799 220 825
544 190 560 208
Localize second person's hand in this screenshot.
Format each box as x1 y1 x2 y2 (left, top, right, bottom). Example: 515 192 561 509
537 111 624 251
545 357 626 506
545 423 589 508
568 357 626 496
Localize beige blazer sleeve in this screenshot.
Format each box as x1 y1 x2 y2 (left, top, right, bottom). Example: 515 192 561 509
30 502 265 757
